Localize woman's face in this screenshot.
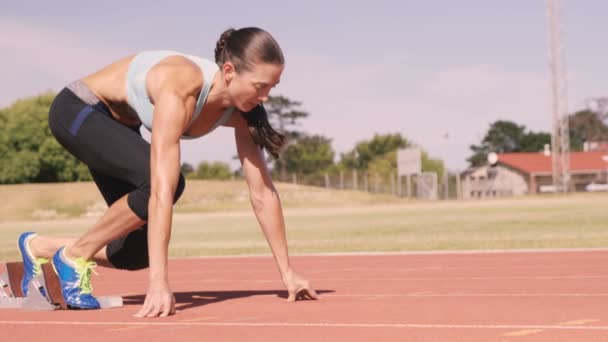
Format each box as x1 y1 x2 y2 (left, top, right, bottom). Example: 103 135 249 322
224 62 283 112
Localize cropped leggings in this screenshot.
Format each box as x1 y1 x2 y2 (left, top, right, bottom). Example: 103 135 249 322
47 82 185 270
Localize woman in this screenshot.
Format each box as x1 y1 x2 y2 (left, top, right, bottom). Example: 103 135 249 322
18 27 318 317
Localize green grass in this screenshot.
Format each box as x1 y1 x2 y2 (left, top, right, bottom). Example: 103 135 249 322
0 180 403 221
0 183 606 260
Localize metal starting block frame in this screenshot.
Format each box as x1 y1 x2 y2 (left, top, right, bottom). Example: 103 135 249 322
0 262 122 310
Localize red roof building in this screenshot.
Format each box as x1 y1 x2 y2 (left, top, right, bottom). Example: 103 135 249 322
461 152 608 198
498 151 608 175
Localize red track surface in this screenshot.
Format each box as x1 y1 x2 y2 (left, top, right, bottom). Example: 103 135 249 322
1 250 607 341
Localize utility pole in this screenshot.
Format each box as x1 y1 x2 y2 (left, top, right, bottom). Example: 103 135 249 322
546 0 571 192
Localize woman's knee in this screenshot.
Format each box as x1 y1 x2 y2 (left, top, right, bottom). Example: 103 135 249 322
127 173 186 221
110 252 149 271
106 226 149 271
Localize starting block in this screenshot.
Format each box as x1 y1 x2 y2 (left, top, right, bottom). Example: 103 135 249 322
0 261 122 310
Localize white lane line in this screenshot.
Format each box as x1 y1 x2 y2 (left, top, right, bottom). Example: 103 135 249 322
158 275 608 284
502 329 545 337
560 319 600 326
0 320 607 331
502 318 601 337
326 293 608 298
174 248 608 259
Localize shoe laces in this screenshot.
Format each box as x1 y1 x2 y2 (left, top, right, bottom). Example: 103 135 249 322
33 258 49 276
73 258 98 295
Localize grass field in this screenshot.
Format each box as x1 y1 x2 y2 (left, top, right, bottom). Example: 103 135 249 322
0 180 606 261
0 180 403 221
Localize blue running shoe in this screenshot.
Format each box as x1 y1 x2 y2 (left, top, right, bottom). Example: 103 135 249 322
17 232 49 297
52 247 100 310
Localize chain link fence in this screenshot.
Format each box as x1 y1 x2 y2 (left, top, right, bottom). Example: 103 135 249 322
274 170 462 200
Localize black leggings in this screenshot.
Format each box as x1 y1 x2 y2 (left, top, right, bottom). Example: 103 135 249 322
48 87 185 270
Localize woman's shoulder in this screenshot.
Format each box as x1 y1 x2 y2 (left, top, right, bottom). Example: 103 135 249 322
146 57 203 100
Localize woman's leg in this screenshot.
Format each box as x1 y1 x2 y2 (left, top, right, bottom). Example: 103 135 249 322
29 171 144 268
44 87 151 261
66 196 144 262
39 86 184 270
29 236 113 267
80 170 149 270
20 86 173 308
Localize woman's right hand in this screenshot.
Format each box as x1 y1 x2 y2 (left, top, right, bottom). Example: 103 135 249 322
134 280 176 318
282 268 319 302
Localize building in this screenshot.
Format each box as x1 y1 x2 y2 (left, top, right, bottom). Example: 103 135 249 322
461 151 608 198
584 141 608 152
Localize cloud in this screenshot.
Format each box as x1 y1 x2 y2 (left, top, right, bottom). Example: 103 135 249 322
0 17 124 106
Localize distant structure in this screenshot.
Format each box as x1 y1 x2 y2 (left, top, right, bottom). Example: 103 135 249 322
460 152 608 198
546 0 571 192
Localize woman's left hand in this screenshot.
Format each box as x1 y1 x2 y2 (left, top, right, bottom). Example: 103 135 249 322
282 268 319 302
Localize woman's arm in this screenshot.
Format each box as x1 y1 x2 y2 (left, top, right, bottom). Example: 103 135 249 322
135 57 200 318
232 114 318 301
135 91 185 318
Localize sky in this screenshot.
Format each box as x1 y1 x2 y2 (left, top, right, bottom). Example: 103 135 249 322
1 0 607 171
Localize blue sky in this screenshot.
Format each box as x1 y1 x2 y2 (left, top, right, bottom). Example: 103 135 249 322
1 1 607 171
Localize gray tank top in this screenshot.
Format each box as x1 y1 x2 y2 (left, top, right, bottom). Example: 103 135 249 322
126 50 234 139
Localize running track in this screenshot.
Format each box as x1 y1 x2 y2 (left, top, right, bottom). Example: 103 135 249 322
1 249 607 341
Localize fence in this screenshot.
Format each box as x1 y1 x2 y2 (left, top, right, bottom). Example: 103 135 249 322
274 170 463 200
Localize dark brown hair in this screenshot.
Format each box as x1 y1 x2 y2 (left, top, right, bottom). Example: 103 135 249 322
215 27 286 159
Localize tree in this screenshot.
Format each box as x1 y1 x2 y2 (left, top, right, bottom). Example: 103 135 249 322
265 95 311 177
585 97 608 122
520 131 552 153
421 151 446 179
0 150 40 184
0 92 92 183
280 135 335 175
468 120 551 167
38 138 91 182
265 95 309 140
339 133 411 171
180 162 194 176
568 110 608 151
192 161 232 180
366 150 445 182
338 133 444 185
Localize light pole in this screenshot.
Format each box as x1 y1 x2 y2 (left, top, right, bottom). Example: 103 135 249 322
442 132 450 200
546 0 571 193
602 155 608 183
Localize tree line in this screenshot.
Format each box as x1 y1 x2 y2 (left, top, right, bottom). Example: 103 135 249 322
468 109 608 167
1 92 606 184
